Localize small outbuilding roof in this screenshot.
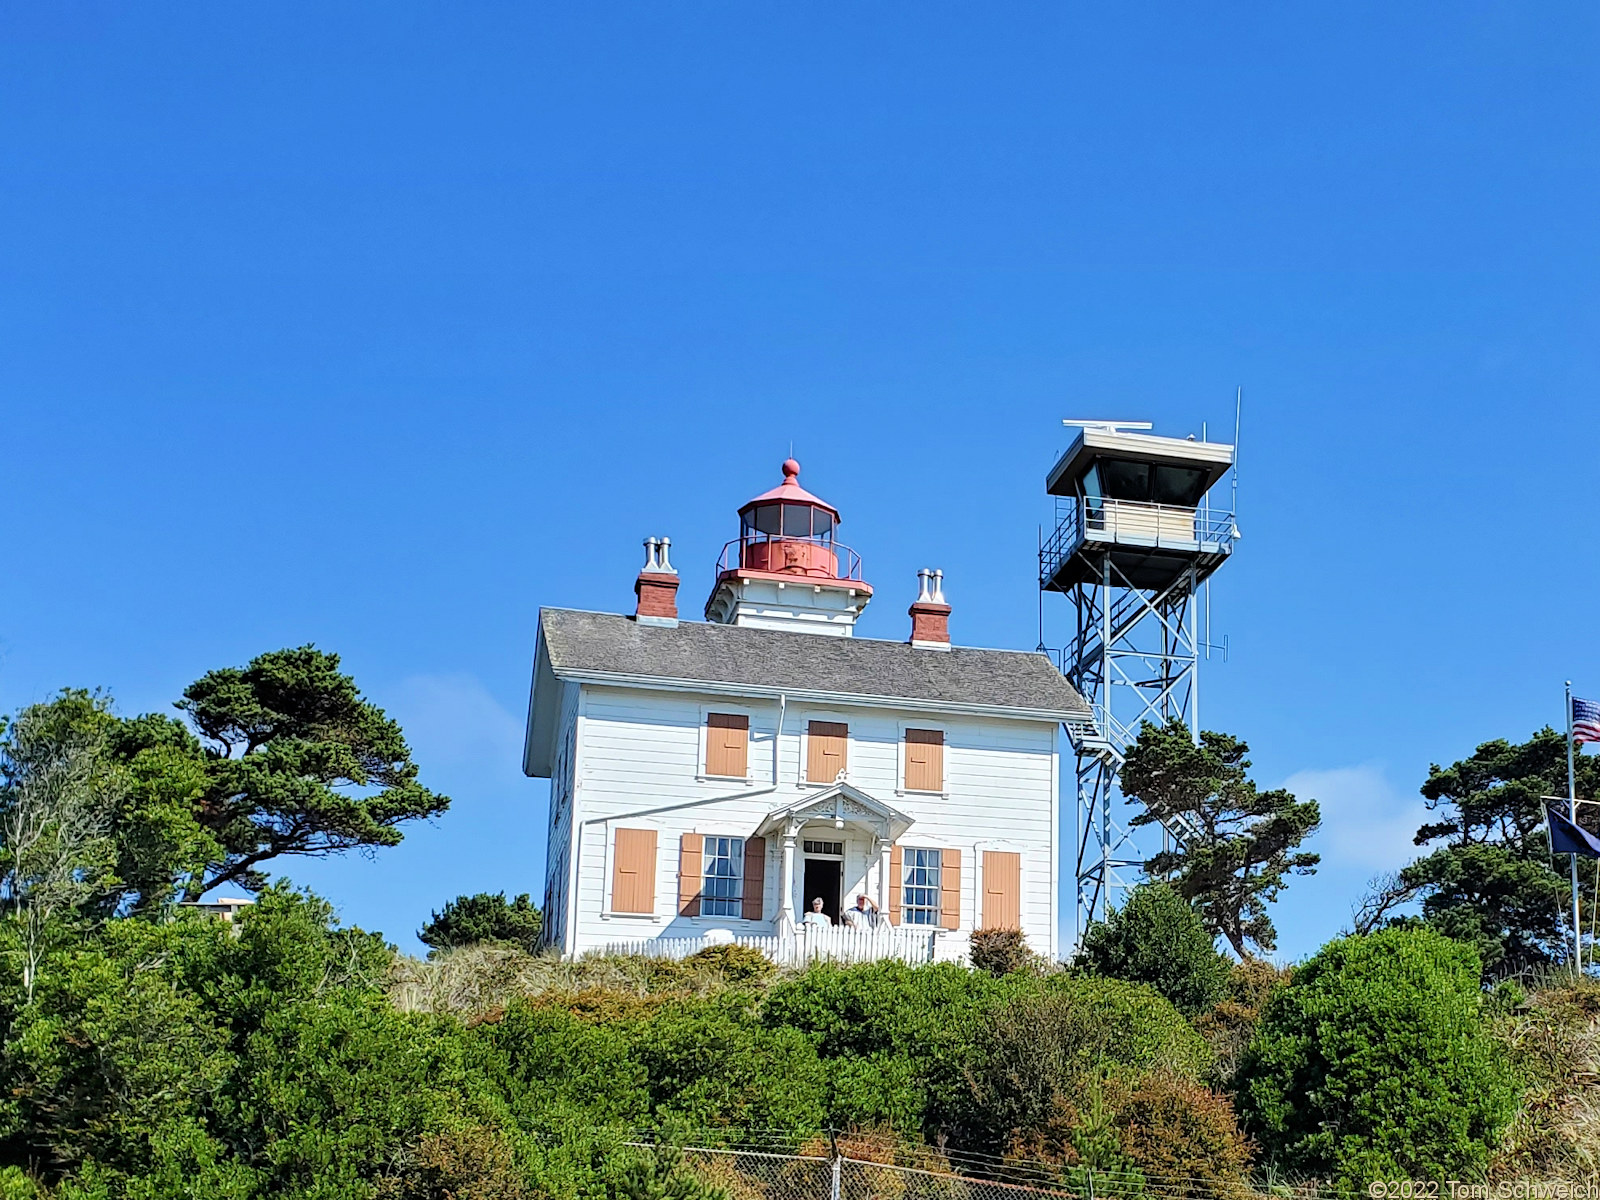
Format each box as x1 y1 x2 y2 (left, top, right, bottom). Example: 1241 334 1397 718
523 608 1092 776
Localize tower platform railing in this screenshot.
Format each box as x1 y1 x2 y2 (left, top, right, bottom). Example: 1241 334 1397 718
1040 497 1236 586
717 534 866 582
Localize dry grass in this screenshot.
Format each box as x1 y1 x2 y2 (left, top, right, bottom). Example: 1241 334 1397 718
387 942 778 1020
1490 974 1600 1182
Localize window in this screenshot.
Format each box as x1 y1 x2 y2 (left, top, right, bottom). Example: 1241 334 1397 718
1152 463 1208 507
1079 465 1104 523
904 728 944 792
1100 458 1152 502
701 836 745 918
704 712 749 778
901 848 942 926
806 721 848 783
802 840 843 856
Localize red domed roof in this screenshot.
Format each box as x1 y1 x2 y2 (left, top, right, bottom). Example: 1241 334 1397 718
738 459 840 519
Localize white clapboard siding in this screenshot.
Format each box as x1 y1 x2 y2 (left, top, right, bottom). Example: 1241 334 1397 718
563 684 1060 959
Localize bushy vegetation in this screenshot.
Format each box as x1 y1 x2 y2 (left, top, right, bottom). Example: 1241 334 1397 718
2 651 1597 1196
968 927 1035 976
419 891 544 956
1487 974 1600 1180
1076 883 1231 1015
1238 927 1520 1187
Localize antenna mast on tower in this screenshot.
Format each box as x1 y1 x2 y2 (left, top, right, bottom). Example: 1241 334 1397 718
1041 417 1240 942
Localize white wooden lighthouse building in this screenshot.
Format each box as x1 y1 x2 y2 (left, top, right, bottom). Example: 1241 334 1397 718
522 460 1092 962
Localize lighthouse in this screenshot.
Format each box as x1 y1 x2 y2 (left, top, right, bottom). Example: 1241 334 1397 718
522 451 1092 960
703 459 873 635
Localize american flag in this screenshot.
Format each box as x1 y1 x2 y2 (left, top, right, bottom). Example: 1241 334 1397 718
1575 696 1600 745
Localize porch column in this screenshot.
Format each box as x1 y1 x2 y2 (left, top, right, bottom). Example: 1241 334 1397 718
779 833 798 930
878 840 892 916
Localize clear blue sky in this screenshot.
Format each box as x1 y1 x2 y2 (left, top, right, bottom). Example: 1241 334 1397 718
4 4 1598 960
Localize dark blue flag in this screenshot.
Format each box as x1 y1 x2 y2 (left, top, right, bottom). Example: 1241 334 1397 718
1548 805 1600 858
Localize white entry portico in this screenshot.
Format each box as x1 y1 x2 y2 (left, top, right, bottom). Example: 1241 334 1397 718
754 781 913 930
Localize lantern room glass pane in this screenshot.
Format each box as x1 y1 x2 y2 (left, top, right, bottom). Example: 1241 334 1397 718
781 504 813 536
812 510 834 539
748 504 782 535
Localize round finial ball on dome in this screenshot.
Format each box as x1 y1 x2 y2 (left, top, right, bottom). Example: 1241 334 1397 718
782 457 801 479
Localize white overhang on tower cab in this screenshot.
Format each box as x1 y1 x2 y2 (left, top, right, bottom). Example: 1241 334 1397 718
704 459 873 636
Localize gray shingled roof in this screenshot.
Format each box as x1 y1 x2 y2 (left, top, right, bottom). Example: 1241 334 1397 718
538 608 1091 718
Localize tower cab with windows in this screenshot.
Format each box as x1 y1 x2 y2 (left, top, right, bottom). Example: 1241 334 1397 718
1041 423 1237 593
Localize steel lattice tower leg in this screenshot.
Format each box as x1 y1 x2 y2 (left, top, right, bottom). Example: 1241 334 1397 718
1069 558 1202 944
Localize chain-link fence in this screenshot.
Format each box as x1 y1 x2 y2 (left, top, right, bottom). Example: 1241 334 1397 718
623 1137 1371 1200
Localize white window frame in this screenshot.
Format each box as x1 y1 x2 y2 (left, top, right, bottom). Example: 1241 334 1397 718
699 834 747 919
696 703 759 784
899 845 944 927
895 720 950 797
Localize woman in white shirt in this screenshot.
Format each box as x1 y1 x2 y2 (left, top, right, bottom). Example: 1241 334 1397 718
802 897 833 927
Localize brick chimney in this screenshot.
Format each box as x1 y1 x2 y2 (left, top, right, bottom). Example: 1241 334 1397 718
634 537 680 627
908 568 951 650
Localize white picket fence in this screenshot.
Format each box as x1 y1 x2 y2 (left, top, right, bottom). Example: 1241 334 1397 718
597 924 941 967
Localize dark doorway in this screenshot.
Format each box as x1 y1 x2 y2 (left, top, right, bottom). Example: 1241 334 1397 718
802 859 843 924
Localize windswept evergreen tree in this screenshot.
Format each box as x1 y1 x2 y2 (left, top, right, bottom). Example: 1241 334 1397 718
419 891 543 956
1361 728 1600 976
1118 721 1320 958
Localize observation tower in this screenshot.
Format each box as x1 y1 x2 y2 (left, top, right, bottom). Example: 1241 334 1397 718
1039 420 1239 940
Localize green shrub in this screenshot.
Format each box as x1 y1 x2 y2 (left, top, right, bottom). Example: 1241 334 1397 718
681 943 774 984
631 998 826 1132
963 976 1212 1153
1237 927 1519 1186
969 928 1035 976
373 1124 530 1200
1077 883 1230 1016
468 1000 649 1124
420 893 543 956
1113 1072 1252 1200
1192 957 1290 1087
762 961 1023 1134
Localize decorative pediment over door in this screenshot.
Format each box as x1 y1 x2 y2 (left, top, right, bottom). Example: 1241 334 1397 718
756 781 913 847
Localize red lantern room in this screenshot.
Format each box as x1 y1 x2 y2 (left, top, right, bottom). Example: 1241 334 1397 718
705 459 873 635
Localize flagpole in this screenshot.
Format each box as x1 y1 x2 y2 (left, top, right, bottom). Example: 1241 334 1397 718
1567 681 1583 975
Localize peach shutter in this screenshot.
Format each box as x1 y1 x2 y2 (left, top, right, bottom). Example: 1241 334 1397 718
678 833 703 917
705 713 749 778
806 721 848 783
939 847 962 931
904 728 944 792
888 844 903 925
611 828 658 914
741 836 766 921
982 851 1022 930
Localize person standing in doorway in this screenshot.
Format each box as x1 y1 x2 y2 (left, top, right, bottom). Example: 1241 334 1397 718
802 897 833 927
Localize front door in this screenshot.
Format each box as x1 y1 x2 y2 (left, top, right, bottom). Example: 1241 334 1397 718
802 858 843 925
